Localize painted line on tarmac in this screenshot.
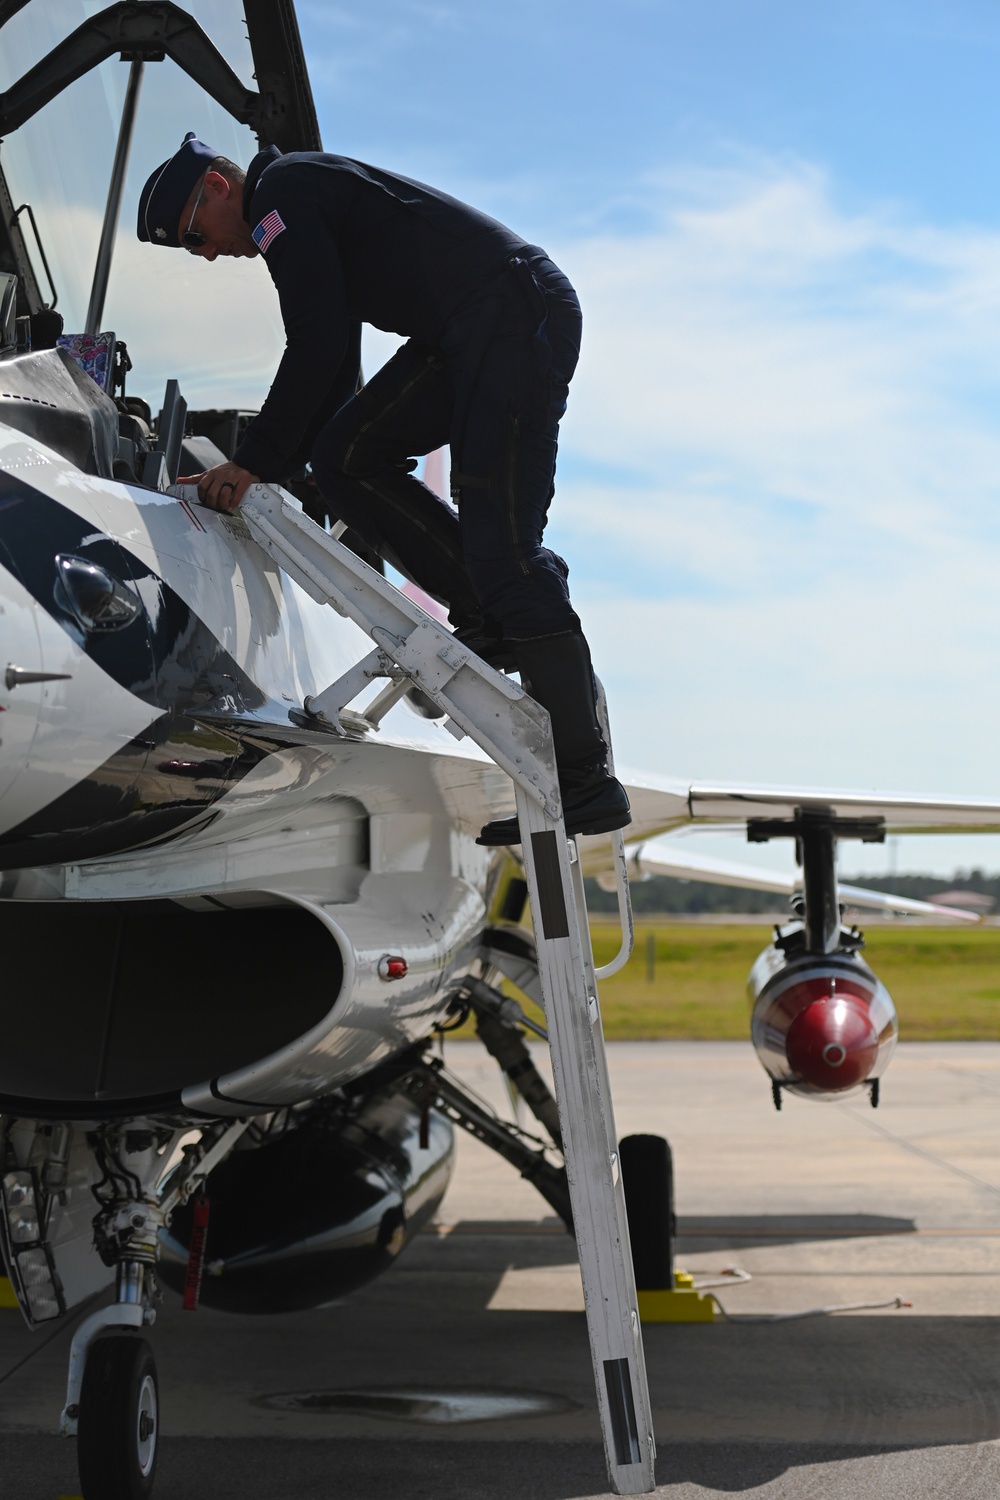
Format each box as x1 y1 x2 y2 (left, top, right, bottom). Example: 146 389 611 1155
942 1063 1000 1097
428 1222 566 1236
430 1223 1000 1238
679 1227 1000 1237
0 1291 103 1389
697 1270 1000 1277
838 1103 1000 1203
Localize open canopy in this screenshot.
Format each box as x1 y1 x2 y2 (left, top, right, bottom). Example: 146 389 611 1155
0 0 317 399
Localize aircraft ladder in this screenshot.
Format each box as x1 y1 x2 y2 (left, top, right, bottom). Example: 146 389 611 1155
232 483 657 1495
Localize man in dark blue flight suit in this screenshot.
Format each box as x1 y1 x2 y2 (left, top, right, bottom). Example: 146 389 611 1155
137 133 630 844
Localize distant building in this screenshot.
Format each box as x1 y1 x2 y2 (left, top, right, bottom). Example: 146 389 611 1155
928 890 996 913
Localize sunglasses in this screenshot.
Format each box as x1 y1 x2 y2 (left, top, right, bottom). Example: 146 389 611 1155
182 179 207 253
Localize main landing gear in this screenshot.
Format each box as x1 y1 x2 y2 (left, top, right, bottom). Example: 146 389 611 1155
444 948 680 1299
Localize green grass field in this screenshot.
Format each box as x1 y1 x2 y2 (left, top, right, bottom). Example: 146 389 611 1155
463 922 1000 1042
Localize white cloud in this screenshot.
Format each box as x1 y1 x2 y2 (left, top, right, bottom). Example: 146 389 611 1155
103 232 402 412
530 165 1000 853
57 159 1000 873
104 229 286 411
557 166 1000 547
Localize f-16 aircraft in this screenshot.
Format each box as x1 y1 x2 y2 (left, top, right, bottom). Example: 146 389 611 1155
2 4 999 1498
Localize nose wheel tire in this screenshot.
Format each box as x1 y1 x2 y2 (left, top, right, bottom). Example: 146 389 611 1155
77 1334 159 1500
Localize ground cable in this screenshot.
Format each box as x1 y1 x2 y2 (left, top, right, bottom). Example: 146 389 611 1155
692 1266 912 1322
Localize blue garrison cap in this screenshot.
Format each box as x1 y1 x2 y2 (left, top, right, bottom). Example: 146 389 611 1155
136 132 219 248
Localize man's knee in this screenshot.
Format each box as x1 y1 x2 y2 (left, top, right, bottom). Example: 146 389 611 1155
312 406 419 493
311 408 362 489
466 548 578 639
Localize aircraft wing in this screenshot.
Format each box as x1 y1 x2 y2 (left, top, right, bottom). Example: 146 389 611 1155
614 771 1000 840
602 839 980 922
578 773 998 920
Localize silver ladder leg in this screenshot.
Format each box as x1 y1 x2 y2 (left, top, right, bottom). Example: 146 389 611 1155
515 788 656 1494
223 483 656 1493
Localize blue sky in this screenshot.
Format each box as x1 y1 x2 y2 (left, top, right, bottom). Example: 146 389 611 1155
289 1 1000 879
297 0 1000 235
8 0 1000 878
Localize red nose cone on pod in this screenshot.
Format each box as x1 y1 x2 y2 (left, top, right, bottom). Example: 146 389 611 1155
785 996 879 1091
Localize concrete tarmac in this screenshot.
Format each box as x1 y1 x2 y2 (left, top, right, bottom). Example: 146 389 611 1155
4 1041 1000 1498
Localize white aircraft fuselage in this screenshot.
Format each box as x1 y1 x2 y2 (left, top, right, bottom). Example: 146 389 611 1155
0 418 521 1118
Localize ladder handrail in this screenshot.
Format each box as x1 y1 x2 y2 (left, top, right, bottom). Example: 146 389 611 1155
592 683 635 981
223 483 657 1496
594 827 636 980
236 483 561 816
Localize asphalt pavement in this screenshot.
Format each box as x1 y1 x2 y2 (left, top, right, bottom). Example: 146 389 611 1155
4 1040 1000 1498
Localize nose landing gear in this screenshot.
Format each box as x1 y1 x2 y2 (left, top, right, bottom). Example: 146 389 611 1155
60 1259 159 1500
55 1119 248 1500
77 1333 159 1500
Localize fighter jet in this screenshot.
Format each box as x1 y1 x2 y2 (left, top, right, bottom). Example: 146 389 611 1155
2 4 1000 1497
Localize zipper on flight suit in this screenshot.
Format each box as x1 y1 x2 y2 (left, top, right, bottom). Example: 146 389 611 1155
342 353 443 475
506 412 530 577
347 353 464 565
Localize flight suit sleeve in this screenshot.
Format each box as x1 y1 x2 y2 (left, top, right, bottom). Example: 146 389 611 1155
276 320 363 477
233 169 361 480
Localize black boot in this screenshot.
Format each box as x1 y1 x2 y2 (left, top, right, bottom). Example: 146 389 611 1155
452 613 517 672
476 632 631 846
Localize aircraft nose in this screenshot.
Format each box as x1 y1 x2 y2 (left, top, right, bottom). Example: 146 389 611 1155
785 995 880 1091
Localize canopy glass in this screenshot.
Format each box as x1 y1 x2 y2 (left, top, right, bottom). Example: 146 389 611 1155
0 0 285 408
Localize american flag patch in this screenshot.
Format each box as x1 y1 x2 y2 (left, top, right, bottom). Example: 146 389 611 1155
252 210 286 253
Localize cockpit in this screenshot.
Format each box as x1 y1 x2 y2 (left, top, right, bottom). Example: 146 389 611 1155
0 1 322 496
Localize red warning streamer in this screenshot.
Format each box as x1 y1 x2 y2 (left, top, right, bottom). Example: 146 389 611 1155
183 1194 211 1311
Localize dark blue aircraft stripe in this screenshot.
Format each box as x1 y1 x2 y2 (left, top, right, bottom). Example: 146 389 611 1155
0 474 296 868
0 475 267 710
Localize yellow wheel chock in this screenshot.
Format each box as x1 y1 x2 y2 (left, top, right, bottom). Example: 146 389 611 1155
637 1270 716 1323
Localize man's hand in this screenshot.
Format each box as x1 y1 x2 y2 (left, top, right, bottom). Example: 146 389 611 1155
178 461 259 514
